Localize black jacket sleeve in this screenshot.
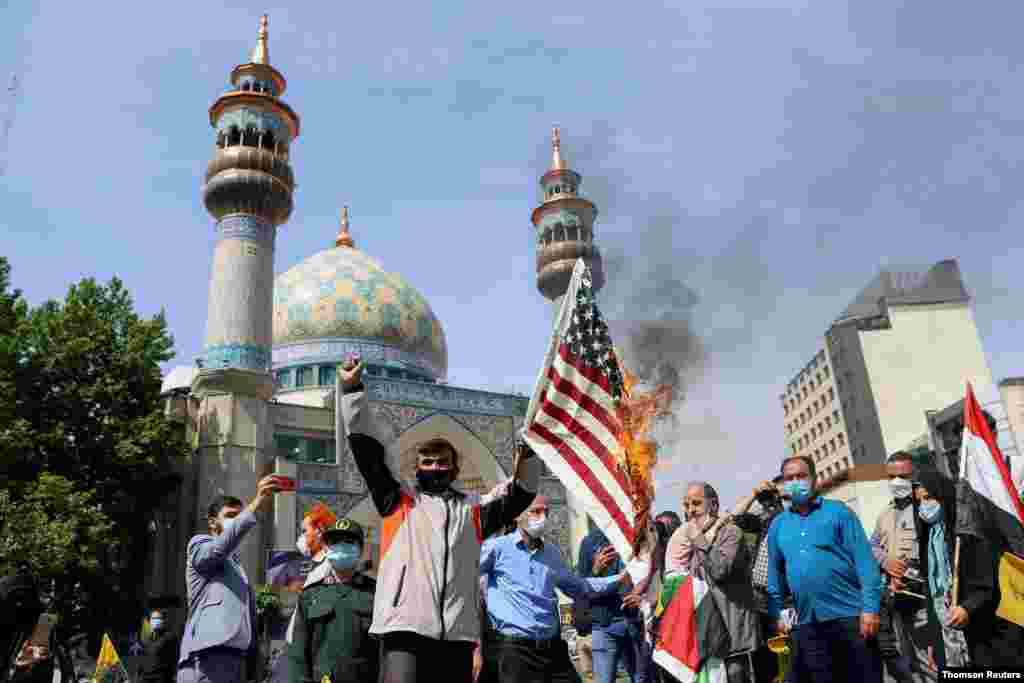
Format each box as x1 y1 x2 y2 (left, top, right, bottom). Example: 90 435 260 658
958 535 998 617
478 482 535 539
348 433 402 518
343 383 403 517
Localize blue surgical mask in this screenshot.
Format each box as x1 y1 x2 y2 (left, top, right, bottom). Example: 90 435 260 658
150 617 164 631
326 543 361 571
918 499 942 524
783 478 813 505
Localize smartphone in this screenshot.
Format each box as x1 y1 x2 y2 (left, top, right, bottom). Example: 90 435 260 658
30 614 56 646
273 475 296 491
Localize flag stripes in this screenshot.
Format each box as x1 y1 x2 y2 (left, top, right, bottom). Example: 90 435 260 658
522 259 636 559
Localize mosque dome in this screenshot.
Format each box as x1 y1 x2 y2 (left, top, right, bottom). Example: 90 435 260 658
271 209 448 381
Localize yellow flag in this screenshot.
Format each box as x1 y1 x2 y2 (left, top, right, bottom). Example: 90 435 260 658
94 633 130 683
996 552 1024 628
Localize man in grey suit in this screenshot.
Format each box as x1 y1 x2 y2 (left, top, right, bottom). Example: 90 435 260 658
177 476 281 683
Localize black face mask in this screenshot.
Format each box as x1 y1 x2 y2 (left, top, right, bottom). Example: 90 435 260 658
416 469 455 493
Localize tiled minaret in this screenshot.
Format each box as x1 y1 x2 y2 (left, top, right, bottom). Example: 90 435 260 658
191 15 300 581
200 14 299 373
531 127 604 310
531 127 604 560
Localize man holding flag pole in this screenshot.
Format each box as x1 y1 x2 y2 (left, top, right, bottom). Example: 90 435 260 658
519 260 703 682
949 383 1024 668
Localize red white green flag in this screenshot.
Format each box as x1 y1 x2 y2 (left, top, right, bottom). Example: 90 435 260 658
652 575 729 683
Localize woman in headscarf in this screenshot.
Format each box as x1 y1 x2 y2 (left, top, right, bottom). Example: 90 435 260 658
911 467 969 670
917 466 1024 669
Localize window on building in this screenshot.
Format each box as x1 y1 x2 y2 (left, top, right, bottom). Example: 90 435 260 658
838 433 846 445
825 416 832 429
274 434 336 464
829 388 835 401
296 366 314 387
275 369 292 389
830 438 836 452
318 365 336 386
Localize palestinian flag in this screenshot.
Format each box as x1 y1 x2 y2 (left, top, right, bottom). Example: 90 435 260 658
653 574 729 683
93 633 130 683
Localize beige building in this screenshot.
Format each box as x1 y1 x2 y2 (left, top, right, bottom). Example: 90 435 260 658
781 349 852 486
782 260 1001 486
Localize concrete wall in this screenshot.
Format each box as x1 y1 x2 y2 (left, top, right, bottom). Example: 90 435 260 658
858 302 996 459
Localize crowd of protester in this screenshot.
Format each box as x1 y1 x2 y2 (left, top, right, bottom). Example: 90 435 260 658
5 358 1023 683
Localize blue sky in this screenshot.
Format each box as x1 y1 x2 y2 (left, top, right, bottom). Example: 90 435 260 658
3 1 1023 512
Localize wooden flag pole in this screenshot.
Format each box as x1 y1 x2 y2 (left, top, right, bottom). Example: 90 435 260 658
952 535 962 606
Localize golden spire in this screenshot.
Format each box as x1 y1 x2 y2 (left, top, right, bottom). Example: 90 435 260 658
550 126 568 171
251 14 270 65
335 206 355 248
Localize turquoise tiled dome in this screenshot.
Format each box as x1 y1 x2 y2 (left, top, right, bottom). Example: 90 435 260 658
272 246 448 379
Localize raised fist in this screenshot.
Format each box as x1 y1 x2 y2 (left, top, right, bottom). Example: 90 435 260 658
339 355 365 390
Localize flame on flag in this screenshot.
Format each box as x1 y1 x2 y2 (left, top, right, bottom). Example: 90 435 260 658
522 259 672 563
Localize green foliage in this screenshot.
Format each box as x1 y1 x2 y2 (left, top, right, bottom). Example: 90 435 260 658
0 473 115 577
255 585 282 616
0 256 189 630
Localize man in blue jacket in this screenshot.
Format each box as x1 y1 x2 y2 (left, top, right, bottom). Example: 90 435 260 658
177 475 281 683
767 455 883 683
577 527 640 683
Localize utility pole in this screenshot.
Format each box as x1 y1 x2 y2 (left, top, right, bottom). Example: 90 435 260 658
0 73 20 177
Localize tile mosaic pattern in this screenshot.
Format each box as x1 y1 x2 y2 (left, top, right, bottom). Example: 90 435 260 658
217 215 276 245
273 246 448 378
202 343 271 371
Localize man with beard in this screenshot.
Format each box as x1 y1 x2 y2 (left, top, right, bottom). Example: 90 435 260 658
178 476 282 683
338 356 541 683
668 482 760 683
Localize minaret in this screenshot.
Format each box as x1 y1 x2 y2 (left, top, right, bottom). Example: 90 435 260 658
200 14 299 374
531 127 604 561
531 127 604 310
191 15 300 581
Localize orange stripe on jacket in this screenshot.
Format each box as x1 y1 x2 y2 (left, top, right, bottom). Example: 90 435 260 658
472 505 483 543
380 492 415 562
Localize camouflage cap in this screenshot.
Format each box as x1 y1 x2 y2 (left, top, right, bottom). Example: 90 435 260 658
322 517 364 546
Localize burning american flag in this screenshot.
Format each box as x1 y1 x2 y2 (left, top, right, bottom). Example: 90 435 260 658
522 259 670 561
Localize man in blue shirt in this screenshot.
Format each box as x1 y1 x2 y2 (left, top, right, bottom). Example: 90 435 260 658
577 526 641 683
480 496 630 683
767 455 883 683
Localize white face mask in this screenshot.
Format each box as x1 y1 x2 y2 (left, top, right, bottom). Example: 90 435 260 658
296 535 312 558
526 515 548 537
889 477 913 500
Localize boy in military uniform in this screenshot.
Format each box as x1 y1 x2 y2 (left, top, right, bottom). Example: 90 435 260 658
287 518 377 683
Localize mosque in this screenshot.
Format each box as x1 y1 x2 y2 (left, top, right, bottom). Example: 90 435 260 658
149 16 607 609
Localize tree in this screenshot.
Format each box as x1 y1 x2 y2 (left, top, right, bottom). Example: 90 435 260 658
0 257 189 636
0 473 115 577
